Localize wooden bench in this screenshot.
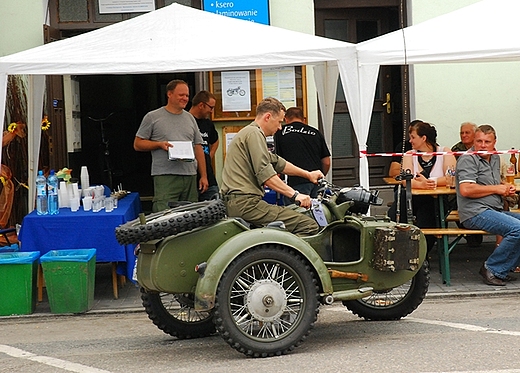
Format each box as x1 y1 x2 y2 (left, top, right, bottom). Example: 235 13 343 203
421 228 489 236
426 208 520 285
421 207 494 286
421 227 491 286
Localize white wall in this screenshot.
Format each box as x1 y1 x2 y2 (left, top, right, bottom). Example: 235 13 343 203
411 0 520 152
270 0 318 130
0 0 46 56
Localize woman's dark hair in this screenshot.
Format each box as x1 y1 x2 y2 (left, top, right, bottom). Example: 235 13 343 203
410 121 438 150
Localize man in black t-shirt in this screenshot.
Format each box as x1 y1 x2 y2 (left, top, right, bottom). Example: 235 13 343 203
274 107 331 204
189 91 220 201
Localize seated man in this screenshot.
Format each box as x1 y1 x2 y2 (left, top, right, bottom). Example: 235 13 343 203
456 124 520 286
451 121 477 159
451 121 482 246
220 97 324 236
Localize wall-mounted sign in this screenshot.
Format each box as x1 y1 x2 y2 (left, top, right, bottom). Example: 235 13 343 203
221 71 251 112
98 0 155 14
262 67 296 109
203 0 270 25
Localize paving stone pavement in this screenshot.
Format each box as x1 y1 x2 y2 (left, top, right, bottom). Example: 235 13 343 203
3 235 519 319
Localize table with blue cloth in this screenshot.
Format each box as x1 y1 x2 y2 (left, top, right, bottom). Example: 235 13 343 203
19 192 141 299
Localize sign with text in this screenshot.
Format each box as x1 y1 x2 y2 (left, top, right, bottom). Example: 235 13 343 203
262 66 296 109
99 0 155 14
221 71 251 111
203 0 270 25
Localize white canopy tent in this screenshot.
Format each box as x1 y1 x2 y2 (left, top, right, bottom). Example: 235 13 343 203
0 3 358 206
9 0 520 211
357 0 520 66
355 0 520 162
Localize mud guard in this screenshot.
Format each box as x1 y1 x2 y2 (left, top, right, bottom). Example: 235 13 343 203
194 228 333 311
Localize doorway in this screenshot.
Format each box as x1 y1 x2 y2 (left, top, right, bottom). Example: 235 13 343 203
71 73 196 201
315 3 406 186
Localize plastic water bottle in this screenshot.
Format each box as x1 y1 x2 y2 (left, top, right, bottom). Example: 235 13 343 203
36 170 48 215
47 169 59 215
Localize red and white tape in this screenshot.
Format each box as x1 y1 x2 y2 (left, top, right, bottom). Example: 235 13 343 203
359 149 519 157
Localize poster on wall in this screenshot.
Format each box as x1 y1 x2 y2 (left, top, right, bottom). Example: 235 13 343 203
99 0 155 14
262 67 296 109
222 71 251 112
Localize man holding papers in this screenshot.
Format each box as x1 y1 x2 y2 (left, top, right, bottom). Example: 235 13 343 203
134 80 208 212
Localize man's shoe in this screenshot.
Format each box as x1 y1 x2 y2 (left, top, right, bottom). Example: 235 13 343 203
479 265 506 286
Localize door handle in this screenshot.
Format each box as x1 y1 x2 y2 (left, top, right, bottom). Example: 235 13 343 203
382 92 391 114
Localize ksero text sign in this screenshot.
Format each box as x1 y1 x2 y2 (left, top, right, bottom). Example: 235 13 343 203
203 0 270 25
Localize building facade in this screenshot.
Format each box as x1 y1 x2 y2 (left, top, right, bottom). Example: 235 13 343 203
1 0 519 222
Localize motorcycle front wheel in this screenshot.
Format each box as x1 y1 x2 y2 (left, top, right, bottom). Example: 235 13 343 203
343 260 430 321
141 288 216 339
214 245 319 357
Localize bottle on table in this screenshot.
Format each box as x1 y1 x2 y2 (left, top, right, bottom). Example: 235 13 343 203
47 169 59 215
445 165 456 189
36 170 48 215
506 162 516 184
510 148 517 175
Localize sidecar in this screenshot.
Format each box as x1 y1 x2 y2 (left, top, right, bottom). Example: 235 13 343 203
115 186 428 358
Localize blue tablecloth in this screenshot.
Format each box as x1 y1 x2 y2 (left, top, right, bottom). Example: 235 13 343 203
19 192 141 280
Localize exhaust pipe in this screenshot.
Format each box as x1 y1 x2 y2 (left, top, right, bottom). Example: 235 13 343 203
322 294 334 305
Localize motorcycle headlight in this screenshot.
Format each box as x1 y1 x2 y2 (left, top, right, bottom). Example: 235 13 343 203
336 187 383 214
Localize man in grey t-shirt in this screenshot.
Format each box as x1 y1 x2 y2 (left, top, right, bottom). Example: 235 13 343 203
134 80 208 211
456 124 520 286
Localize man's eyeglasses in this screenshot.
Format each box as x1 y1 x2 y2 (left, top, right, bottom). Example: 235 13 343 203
203 102 215 110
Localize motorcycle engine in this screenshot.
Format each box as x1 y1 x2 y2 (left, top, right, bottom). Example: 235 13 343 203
336 187 383 214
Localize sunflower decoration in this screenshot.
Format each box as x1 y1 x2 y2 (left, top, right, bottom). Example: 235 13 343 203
41 116 51 131
7 122 17 133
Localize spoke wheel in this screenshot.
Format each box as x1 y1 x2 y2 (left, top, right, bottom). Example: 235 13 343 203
214 245 318 358
141 288 215 339
343 260 430 321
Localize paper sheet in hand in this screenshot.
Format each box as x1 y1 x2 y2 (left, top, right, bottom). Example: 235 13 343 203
168 141 195 161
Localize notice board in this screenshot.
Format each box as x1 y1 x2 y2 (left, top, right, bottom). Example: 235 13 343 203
210 66 306 121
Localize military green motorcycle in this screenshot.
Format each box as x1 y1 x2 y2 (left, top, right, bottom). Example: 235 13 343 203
115 181 429 358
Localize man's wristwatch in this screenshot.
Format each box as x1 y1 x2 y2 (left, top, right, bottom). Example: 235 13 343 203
290 191 299 203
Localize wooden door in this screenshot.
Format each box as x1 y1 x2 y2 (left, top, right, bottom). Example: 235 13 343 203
43 25 68 170
315 3 405 186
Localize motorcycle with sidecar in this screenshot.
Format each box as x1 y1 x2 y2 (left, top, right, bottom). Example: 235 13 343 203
115 180 429 358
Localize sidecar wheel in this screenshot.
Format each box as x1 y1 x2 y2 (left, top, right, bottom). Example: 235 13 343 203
141 288 215 339
214 245 319 358
115 200 226 245
343 260 430 321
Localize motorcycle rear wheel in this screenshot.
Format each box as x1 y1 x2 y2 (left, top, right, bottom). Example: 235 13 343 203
141 288 215 339
343 260 430 321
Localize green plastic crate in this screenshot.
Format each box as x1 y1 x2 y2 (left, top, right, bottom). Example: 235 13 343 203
0 251 40 316
40 249 96 314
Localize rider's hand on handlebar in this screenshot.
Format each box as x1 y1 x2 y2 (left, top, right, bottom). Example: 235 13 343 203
309 170 325 184
295 193 312 209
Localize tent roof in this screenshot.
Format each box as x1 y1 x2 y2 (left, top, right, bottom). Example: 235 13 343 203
0 3 354 75
357 0 520 66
